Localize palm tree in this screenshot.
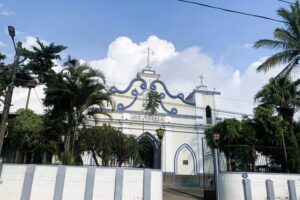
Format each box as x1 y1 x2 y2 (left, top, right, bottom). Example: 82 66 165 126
255 75 300 171
22 38 67 83
254 1 300 75
145 91 161 115
44 57 114 162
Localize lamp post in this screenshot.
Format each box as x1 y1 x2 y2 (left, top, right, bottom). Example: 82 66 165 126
25 80 37 110
156 127 165 170
156 127 165 141
0 26 22 158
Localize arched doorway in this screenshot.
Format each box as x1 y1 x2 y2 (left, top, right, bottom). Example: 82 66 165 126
137 132 161 169
174 144 197 175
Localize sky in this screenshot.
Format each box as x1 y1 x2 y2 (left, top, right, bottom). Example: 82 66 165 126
0 0 295 116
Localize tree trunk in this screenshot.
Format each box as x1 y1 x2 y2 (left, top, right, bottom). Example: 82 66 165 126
90 148 100 166
225 151 232 171
283 110 300 172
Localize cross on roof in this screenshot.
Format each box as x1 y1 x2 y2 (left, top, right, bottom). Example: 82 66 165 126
144 47 154 69
199 75 204 86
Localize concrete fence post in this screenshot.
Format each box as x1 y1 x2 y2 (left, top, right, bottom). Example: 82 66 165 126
84 166 96 200
266 179 275 200
114 168 124 200
21 165 36 200
243 178 252 200
288 180 297 200
53 165 66 200
143 169 152 200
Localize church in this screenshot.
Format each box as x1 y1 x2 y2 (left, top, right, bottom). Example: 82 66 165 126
86 60 246 175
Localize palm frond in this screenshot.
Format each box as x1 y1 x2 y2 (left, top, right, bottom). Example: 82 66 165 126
256 50 297 72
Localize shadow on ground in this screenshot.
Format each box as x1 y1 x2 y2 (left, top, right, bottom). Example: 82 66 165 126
163 183 203 200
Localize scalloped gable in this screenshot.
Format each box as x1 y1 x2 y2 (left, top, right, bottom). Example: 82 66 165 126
108 70 198 115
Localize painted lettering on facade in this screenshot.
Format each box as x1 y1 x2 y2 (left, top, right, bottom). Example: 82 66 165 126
129 114 166 123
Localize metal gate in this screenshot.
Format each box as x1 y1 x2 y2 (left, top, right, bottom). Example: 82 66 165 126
202 138 217 200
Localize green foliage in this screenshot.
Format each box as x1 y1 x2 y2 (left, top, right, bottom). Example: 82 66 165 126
145 91 161 115
10 109 43 133
0 53 8 102
6 109 44 163
251 106 288 146
22 38 66 84
205 118 255 148
80 125 140 167
255 76 300 121
255 76 300 171
205 118 256 171
254 1 300 75
44 57 114 160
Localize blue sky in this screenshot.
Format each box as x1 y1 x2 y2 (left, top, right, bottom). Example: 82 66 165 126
1 0 287 72
0 0 293 114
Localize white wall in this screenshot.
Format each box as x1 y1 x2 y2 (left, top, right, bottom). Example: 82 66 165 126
219 172 300 200
0 164 162 200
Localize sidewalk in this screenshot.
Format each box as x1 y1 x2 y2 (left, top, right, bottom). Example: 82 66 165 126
163 183 203 200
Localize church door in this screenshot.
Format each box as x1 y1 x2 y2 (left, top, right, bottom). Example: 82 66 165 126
137 132 161 169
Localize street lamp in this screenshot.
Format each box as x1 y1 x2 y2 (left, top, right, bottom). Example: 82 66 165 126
25 80 37 110
156 127 166 171
8 26 16 50
156 127 165 141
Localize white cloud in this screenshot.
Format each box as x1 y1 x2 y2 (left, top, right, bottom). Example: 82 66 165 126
0 4 14 16
6 35 281 115
0 41 6 48
0 10 14 16
11 85 45 114
22 36 49 50
89 36 281 115
244 43 253 49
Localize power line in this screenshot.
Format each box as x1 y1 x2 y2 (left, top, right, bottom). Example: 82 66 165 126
277 0 293 4
33 88 44 109
178 0 287 23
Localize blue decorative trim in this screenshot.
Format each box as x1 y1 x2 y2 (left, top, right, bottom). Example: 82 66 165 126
116 89 139 111
191 89 221 96
160 101 178 115
174 144 197 175
150 80 195 106
109 77 147 94
102 108 203 119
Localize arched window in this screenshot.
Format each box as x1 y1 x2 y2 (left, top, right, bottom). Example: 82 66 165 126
206 106 212 124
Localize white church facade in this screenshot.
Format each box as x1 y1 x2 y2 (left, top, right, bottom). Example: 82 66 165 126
86 65 246 175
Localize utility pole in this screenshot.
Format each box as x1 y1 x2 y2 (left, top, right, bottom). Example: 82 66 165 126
25 80 37 110
0 26 22 157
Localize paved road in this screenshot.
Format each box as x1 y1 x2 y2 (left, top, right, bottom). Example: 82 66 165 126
163 184 203 200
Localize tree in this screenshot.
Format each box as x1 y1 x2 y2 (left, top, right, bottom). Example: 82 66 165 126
145 91 161 115
254 1 300 75
255 76 300 171
205 118 256 171
44 57 114 163
80 125 140 167
5 109 44 163
21 38 66 84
